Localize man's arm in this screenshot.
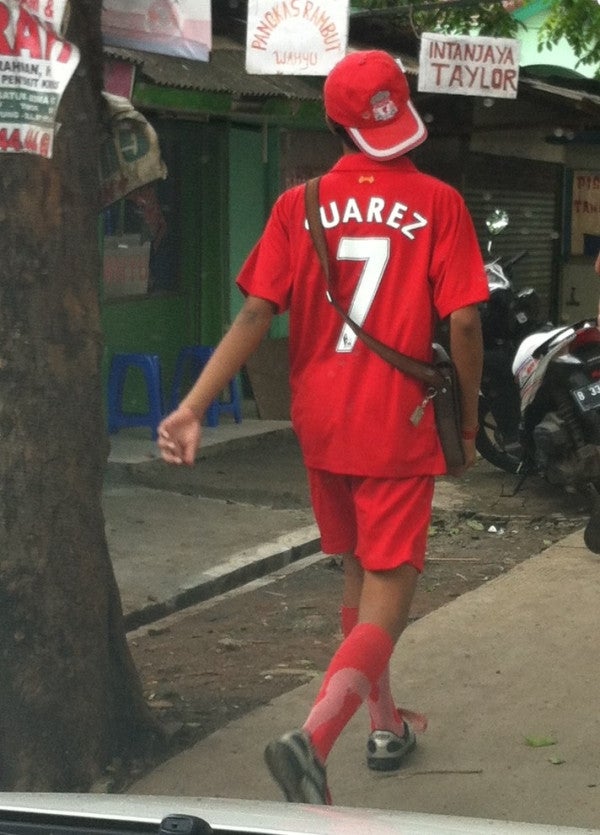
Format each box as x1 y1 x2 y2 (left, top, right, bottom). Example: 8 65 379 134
448 304 484 474
158 295 276 465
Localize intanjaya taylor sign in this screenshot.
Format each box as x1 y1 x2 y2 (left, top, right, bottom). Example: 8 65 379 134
419 33 520 99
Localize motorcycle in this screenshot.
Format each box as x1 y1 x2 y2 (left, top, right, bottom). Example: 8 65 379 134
475 210 600 553
511 320 600 552
476 210 547 473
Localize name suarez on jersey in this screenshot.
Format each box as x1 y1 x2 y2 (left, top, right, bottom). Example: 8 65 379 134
306 196 428 240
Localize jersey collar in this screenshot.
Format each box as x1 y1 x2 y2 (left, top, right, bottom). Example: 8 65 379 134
330 152 418 175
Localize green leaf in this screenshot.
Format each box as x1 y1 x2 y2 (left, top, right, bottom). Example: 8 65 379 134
350 0 600 79
548 756 566 765
524 735 557 747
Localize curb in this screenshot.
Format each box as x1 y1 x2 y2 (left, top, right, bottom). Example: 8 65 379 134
107 426 296 476
123 525 321 632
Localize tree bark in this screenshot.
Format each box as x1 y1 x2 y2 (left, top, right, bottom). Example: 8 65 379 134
0 0 161 790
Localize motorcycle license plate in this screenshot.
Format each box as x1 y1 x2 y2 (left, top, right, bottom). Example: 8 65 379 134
571 381 600 412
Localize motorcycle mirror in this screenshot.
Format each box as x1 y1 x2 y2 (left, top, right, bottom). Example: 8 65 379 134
485 209 510 236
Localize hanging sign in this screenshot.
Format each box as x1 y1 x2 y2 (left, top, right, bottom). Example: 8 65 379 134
99 92 167 208
570 171 600 256
418 33 520 99
102 0 211 62
103 58 135 100
246 0 347 75
0 0 80 157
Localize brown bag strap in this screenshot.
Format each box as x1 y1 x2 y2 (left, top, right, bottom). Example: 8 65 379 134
304 177 445 390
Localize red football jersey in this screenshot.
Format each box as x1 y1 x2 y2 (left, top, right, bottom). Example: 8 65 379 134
237 153 489 477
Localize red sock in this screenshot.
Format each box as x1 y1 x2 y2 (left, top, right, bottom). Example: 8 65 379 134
303 622 394 763
368 665 404 734
340 606 404 736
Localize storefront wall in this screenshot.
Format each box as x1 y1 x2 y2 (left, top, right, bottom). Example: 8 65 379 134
100 75 600 417
99 88 333 415
101 119 206 412
228 124 341 336
228 125 269 324
468 107 600 323
462 154 562 322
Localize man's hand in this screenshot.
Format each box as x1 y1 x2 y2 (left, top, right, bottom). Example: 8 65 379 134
446 437 477 477
158 405 201 466
156 297 275 466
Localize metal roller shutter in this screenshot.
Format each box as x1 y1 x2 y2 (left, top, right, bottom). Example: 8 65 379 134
463 187 561 322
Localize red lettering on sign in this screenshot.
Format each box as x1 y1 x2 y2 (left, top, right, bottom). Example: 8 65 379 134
0 3 11 53
15 8 42 57
45 24 70 60
0 127 23 152
0 2 73 60
23 127 38 152
39 131 50 156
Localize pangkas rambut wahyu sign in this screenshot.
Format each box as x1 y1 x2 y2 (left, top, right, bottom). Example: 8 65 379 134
246 0 347 76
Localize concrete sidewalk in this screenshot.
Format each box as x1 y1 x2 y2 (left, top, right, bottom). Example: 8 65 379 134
104 421 319 629
104 420 470 628
104 422 600 830
128 530 600 831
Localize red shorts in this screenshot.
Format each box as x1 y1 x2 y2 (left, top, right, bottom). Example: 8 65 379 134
307 468 434 573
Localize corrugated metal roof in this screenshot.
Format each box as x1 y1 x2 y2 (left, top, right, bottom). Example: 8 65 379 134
519 74 600 116
103 40 600 118
103 40 325 101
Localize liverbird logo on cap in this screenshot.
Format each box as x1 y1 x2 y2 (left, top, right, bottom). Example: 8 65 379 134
370 90 398 123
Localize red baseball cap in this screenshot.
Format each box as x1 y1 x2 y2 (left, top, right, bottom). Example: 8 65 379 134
324 50 427 161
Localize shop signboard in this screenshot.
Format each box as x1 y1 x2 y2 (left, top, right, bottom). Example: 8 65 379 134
571 171 600 257
102 0 211 62
419 33 520 99
246 0 347 75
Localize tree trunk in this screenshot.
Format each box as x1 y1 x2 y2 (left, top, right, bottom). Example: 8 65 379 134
0 0 161 790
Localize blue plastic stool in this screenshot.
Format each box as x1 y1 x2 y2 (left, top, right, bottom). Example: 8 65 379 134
107 353 163 440
170 345 242 427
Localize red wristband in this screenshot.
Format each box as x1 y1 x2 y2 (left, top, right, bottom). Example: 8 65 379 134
461 426 479 441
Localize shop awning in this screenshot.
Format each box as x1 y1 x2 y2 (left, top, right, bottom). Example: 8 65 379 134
519 73 600 118
104 38 600 126
103 39 324 101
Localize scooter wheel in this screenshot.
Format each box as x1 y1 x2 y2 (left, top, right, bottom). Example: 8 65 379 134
476 398 522 474
583 482 600 554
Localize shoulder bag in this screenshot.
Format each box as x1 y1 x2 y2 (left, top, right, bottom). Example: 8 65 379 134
304 176 465 470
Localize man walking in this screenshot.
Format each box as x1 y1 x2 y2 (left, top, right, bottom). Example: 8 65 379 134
158 49 489 805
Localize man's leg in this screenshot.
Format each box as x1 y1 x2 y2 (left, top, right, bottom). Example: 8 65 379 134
359 563 418 640
303 563 418 763
265 565 416 804
341 551 363 609
265 471 431 803
341 553 425 737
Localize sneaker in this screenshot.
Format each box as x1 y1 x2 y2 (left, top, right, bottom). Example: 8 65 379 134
264 729 331 805
366 721 416 772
